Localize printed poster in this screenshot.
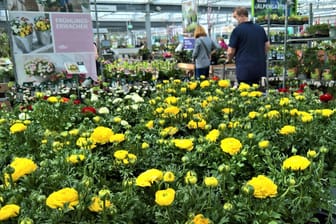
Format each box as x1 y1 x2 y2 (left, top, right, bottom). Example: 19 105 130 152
7 0 95 86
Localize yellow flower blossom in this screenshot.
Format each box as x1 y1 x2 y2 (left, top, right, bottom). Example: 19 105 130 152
205 129 220 142
163 171 175 182
10 123 27 134
110 133 126 143
136 169 163 187
258 140 270 149
90 126 114 144
220 137 242 155
200 80 210 88
172 139 194 151
279 125 296 135
218 79 231 88
164 106 180 116
246 175 278 198
46 188 79 209
66 154 85 164
4 157 38 183
0 204 20 221
204 176 219 187
283 155 311 171
155 188 175 206
88 196 112 212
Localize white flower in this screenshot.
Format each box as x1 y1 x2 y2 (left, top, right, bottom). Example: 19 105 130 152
98 107 109 114
19 112 30 120
91 94 99 101
131 104 139 110
112 98 123 104
120 120 129 127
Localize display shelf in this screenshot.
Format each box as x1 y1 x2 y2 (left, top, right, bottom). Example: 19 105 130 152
287 36 336 43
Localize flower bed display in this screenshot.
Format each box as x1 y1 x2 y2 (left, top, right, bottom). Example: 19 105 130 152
0 79 335 223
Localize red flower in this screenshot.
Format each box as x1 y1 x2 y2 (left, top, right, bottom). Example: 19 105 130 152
278 88 289 93
73 99 81 105
81 106 96 114
212 76 219 81
299 83 307 90
295 89 304 93
20 105 33 111
319 93 333 102
61 97 70 103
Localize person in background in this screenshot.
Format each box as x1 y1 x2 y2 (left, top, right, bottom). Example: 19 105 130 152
93 42 100 75
227 7 270 86
218 37 228 50
192 25 220 80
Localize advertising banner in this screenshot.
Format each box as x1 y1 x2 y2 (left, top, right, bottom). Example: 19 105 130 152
252 0 297 18
7 0 95 86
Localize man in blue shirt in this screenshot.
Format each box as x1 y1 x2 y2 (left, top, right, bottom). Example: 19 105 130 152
227 7 270 85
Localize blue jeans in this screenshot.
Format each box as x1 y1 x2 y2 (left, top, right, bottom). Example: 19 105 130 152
195 67 209 80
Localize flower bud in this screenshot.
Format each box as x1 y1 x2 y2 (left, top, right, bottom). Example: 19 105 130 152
20 218 34 224
320 146 329 153
289 178 296 185
242 185 253 195
307 150 317 158
223 202 233 211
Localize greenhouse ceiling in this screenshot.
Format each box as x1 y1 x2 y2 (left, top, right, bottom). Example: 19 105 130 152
89 0 336 31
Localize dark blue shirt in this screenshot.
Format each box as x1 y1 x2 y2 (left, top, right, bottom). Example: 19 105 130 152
229 21 268 81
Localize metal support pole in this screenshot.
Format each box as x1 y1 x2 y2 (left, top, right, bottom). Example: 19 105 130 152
145 3 152 51
94 0 100 56
283 0 290 88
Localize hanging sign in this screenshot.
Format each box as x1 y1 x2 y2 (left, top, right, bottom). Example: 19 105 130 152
251 0 298 18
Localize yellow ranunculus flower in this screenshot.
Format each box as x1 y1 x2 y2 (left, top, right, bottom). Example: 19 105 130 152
47 96 58 103
172 139 194 151
141 142 149 149
279 125 296 135
248 111 259 119
69 129 79 136
90 126 114 144
136 169 163 187
188 82 198 90
282 155 311 171
266 110 280 119
164 96 178 105
66 154 85 164
187 120 197 129
46 188 79 209
200 80 210 88
205 129 220 142
88 196 112 212
155 188 175 206
247 175 278 199
204 176 219 187
145 120 154 129
279 97 290 106
192 214 211 224
164 106 180 116
0 204 20 221
218 79 231 88
114 150 128 160
4 157 38 183
258 140 270 149
163 171 175 183
76 137 96 150
220 137 242 155
10 123 27 134
110 133 126 143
